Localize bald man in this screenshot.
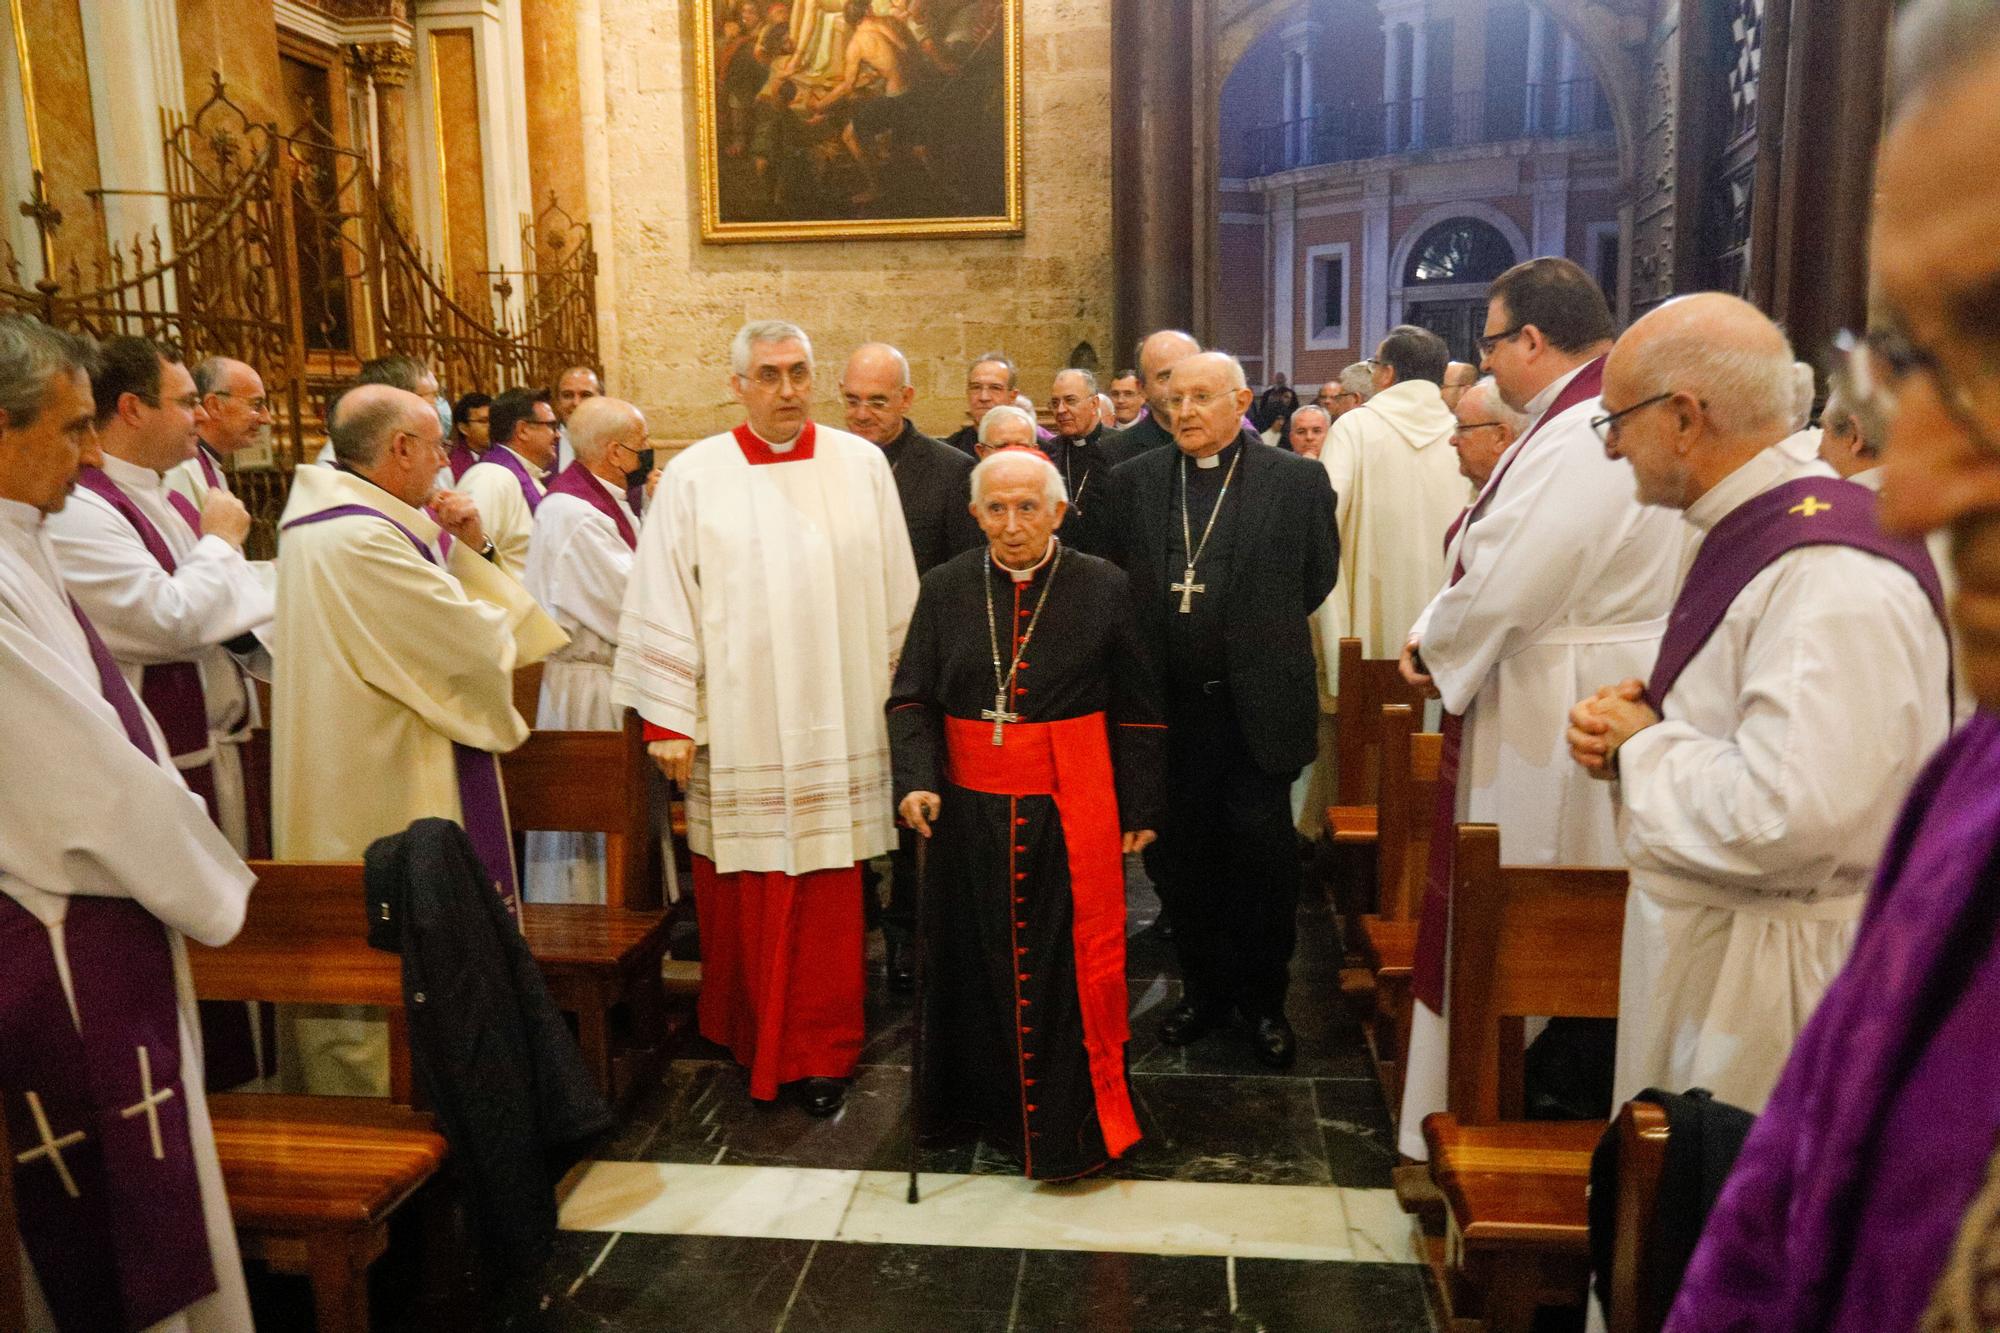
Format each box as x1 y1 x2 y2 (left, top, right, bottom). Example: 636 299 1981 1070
166 356 271 509
1567 293 1950 1113
1048 367 1144 559
1105 330 1202 453
841 342 978 578
1439 360 1480 412
552 364 602 472
274 383 565 1092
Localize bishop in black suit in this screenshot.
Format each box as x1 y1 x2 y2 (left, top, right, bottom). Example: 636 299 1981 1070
1046 368 1143 560
1106 352 1339 1067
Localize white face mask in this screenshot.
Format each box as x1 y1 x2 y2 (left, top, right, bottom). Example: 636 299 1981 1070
434 395 454 440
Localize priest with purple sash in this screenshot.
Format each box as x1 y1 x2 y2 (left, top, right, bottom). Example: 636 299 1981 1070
1567 294 1952 1117
1659 19 2000 1328
461 386 560 580
272 384 565 1096
521 396 674 905
0 314 255 1332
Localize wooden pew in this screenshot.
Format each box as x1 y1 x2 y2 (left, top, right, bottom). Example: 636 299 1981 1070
1351 703 1441 1111
1607 1099 1672 1333
502 706 673 1103
1419 823 1627 1333
187 860 447 1333
512 660 544 728
1324 638 1431 853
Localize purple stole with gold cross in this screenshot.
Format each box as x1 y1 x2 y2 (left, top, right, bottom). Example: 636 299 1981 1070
0 602 218 1331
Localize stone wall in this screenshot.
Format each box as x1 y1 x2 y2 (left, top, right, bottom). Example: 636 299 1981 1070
589 0 1114 442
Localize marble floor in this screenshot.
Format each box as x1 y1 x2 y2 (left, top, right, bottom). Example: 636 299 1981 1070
252 857 1435 1331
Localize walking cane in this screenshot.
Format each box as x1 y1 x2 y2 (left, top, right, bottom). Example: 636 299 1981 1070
907 827 929 1205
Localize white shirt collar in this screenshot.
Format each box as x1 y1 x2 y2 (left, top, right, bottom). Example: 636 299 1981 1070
992 538 1058 583
1684 442 1823 532
1851 465 1886 492
747 423 802 452
500 444 549 478
1523 360 1592 423
99 451 163 490
589 469 637 516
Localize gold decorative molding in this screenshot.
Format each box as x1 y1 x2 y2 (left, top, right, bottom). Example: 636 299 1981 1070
347 40 414 88
7 0 42 175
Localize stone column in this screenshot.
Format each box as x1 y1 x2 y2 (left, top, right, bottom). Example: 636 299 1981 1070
1384 24 1405 149
1524 5 1549 133
1409 19 1428 148
1556 28 1584 131
350 42 415 229
1111 0 1195 362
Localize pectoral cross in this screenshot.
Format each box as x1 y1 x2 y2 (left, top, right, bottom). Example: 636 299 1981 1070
982 690 1021 745
1172 565 1206 614
1789 496 1833 517
120 1045 175 1159
17 1091 85 1198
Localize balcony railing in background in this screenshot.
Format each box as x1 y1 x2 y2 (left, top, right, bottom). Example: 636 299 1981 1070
1243 79 1612 177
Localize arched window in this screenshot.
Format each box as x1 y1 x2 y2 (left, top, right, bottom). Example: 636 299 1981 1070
1402 217 1517 286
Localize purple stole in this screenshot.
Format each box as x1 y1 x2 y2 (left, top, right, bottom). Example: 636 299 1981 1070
71 466 219 821
0 601 218 1331
447 442 479 482
1645 476 1948 707
544 461 637 549
1668 711 2000 1332
485 446 546 513
278 502 522 923
1412 356 1606 1012
194 443 224 492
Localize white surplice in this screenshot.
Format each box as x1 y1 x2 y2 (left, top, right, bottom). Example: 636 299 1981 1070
460 445 543 580
1612 446 1952 1112
272 464 565 1093
521 476 679 904
162 443 225 509
44 453 273 853
612 425 919 876
1397 361 1689 1157
0 497 254 1333
1313 378 1471 694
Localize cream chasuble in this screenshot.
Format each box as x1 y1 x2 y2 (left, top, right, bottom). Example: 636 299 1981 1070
0 497 254 1333
1313 378 1471 694
1397 362 1688 1158
44 452 273 853
460 446 543 580
1612 447 1950 1112
613 423 919 876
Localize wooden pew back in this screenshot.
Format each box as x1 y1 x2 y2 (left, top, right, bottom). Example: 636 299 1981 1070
513 662 545 728
1334 638 1431 806
185 859 415 1102
1374 704 1442 921
1446 823 1627 1125
1609 1099 1673 1333
499 708 658 910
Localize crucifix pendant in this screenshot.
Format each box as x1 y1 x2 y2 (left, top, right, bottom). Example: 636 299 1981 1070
1172 565 1206 614
982 690 1021 745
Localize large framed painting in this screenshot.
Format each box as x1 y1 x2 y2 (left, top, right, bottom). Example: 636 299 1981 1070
693 0 1024 243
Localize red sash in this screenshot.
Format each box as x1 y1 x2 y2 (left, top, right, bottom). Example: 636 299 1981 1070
944 712 1140 1157
1413 356 1605 1012
71 466 220 820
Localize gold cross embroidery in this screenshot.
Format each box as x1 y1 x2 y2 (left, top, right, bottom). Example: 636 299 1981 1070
1789 496 1833 517
120 1045 175 1160
17 1091 85 1197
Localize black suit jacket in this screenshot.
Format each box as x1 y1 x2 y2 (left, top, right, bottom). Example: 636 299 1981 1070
1106 432 1340 774
1047 427 1146 560
885 422 981 574
1102 411 1175 455
939 424 980 458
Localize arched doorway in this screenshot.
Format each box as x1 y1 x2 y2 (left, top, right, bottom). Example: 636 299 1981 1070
1397 216 1517 363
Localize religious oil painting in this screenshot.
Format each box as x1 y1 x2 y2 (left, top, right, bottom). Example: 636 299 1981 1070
694 0 1024 242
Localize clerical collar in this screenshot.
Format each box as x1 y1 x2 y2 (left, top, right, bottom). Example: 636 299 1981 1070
1523 359 1593 424
747 423 802 452
1685 443 1820 533
500 444 549 478
992 538 1058 583
99 451 163 489
1188 439 1238 471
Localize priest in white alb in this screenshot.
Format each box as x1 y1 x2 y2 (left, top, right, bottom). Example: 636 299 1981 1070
273 383 565 1095
45 336 272 855
522 394 674 904
614 320 919 1118
461 386 561 580
1313 323 1469 693
0 314 254 1333
1396 258 1687 1157
1567 294 1951 1112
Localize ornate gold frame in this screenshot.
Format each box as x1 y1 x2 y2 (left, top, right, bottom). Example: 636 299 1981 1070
692 0 1024 244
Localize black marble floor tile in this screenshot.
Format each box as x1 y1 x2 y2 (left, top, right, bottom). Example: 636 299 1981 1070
1314 1077 1398 1190
1130 985 1373 1082
1116 1073 1331 1185
779 1241 1022 1333
1230 1258 1436 1333
1010 1249 1236 1332
546 1232 816 1332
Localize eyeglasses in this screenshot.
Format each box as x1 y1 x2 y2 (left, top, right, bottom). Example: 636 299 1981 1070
1589 393 1676 443
1165 390 1232 412
210 392 270 412
524 416 559 432
1450 421 1505 436
750 365 813 389
1476 325 1527 357
1837 322 2000 459
841 394 896 412
141 392 203 411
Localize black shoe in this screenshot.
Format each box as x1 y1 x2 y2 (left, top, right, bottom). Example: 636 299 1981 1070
1154 914 1175 941
1159 1000 1218 1047
886 939 916 995
1252 1015 1297 1069
797 1077 848 1117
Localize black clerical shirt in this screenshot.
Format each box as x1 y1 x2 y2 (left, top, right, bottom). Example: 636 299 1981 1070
1165 440 1242 687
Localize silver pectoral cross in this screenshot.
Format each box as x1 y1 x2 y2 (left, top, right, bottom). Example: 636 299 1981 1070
1172 565 1206 614
981 690 1021 745
120 1045 176 1160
